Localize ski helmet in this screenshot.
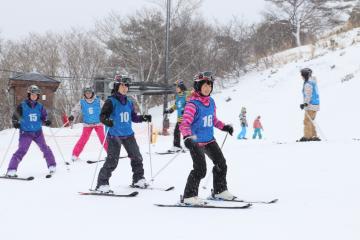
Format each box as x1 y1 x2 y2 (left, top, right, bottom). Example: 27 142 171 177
300 68 312 80
174 79 187 92
83 86 94 99
112 75 131 93
27 85 41 100
193 71 214 93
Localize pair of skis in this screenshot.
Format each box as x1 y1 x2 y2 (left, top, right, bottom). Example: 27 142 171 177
0 172 55 181
155 196 278 209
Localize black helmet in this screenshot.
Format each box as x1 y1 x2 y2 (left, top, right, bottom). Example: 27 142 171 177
83 86 94 99
193 71 214 93
112 75 131 93
300 68 312 80
27 85 41 100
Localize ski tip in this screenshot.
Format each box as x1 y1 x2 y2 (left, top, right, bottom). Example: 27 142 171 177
165 186 175 191
27 176 35 180
129 191 139 196
269 199 279 204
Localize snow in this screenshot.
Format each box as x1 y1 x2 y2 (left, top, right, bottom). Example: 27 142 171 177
1 28 360 240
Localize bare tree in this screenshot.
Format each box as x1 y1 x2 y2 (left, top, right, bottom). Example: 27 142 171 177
264 0 332 46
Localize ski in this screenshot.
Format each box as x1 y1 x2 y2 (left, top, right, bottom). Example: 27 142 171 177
45 173 54 178
78 191 139 198
0 176 35 181
86 156 127 164
208 197 278 204
129 185 175 192
155 150 186 155
155 203 251 209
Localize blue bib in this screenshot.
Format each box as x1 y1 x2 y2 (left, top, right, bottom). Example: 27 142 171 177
80 97 101 124
303 80 320 105
175 94 187 118
108 97 134 137
190 98 215 143
20 101 43 132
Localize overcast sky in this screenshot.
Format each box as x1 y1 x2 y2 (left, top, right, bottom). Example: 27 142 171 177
0 0 266 40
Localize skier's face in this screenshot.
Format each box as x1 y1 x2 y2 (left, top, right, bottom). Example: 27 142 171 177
84 91 92 99
200 81 212 96
30 93 38 101
176 86 182 93
118 83 129 95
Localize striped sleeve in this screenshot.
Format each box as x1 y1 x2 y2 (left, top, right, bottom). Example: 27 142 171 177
179 102 197 137
213 103 225 130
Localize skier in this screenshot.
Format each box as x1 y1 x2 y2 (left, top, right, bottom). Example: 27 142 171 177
237 107 248 139
95 75 152 193
252 115 263 139
6 85 56 177
179 71 235 205
68 86 108 161
298 68 321 142
163 79 190 152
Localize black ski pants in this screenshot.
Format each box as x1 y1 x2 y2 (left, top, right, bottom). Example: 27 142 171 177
97 135 145 187
173 122 181 148
183 141 228 198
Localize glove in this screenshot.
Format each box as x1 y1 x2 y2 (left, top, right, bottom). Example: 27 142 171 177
44 120 52 126
184 136 197 150
300 103 308 110
164 109 174 114
142 115 152 122
12 120 20 129
102 118 114 127
68 115 74 122
222 124 234 136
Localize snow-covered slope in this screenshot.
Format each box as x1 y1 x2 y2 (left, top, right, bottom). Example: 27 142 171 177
1 28 360 240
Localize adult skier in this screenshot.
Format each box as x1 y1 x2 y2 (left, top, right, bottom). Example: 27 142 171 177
68 86 108 161
298 68 321 142
6 85 56 177
163 79 190 152
96 75 152 193
179 71 235 205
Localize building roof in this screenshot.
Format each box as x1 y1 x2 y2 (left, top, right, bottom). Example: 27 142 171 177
9 72 60 83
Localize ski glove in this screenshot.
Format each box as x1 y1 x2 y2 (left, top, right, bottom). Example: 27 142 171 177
141 115 152 122
102 118 114 127
68 115 74 122
222 124 234 136
300 103 308 110
44 120 52 126
164 108 174 114
184 136 197 150
12 120 20 129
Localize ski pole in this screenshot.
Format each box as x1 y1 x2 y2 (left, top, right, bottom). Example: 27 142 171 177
148 122 153 179
202 132 229 190
90 127 109 191
53 120 70 136
150 150 182 183
305 111 326 140
48 127 69 170
0 128 17 170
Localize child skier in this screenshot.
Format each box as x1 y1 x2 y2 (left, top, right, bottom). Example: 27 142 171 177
96 75 152 193
237 107 248 139
6 85 56 177
164 79 190 152
252 115 263 139
68 86 108 161
179 71 235 205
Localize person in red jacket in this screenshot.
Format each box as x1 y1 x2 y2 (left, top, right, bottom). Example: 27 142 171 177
252 116 263 139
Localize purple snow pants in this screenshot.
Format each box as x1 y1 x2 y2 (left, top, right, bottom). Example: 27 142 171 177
8 130 56 171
